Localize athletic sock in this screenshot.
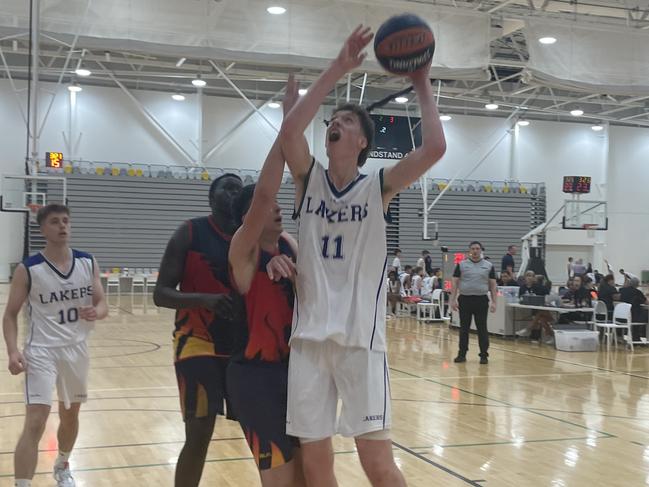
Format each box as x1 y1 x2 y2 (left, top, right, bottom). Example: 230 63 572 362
54 450 71 467
15 480 32 487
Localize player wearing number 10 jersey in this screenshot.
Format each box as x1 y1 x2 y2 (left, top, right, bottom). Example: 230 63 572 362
3 203 107 487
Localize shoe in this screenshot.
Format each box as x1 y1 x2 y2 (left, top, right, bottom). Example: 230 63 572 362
480 357 489 365
516 327 530 337
453 356 466 363
53 461 76 487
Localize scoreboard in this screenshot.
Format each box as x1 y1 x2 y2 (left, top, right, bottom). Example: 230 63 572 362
45 152 64 169
562 176 591 194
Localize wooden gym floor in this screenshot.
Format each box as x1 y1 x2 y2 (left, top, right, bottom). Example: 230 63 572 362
1 286 648 486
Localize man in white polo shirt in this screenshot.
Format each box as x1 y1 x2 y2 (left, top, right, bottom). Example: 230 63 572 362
450 241 497 365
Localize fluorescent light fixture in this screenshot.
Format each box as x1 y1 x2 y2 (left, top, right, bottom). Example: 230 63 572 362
67 83 82 93
192 75 206 87
591 124 604 132
485 102 499 110
539 37 557 45
172 93 185 101
268 101 281 108
439 114 452 121
517 119 530 126
75 67 91 77
267 6 286 14
394 96 409 104
570 108 584 117
298 88 308 96
176 57 187 68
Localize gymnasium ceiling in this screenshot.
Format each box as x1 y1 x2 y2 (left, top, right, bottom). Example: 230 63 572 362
2 0 649 128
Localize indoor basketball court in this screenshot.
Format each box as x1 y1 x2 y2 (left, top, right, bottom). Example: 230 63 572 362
1 1 649 486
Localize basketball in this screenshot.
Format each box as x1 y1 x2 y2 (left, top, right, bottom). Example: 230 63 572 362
374 14 435 75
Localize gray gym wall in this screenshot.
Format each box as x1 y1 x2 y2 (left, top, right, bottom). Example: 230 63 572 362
28 174 545 271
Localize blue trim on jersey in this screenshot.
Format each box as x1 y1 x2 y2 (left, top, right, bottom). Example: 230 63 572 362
73 249 94 273
382 354 388 430
369 255 388 350
40 251 76 280
23 253 45 268
292 157 316 220
324 169 367 198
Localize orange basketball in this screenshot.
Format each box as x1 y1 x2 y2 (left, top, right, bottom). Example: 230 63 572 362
374 14 435 75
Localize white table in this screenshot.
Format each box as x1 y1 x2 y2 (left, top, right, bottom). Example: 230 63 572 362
507 303 594 335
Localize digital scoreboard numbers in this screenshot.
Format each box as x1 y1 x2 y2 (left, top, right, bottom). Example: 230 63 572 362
563 176 591 194
45 152 64 169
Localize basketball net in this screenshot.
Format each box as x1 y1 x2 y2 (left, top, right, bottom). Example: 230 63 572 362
583 224 597 238
27 203 42 223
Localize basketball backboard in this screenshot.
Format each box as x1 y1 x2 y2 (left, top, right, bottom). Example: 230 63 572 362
1 175 67 213
562 200 607 230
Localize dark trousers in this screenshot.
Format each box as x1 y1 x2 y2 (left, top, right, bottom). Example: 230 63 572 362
458 295 490 358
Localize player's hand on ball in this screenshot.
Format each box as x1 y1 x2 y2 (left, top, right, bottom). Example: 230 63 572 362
8 350 26 375
407 60 432 84
267 255 297 282
283 73 299 116
335 25 374 72
79 306 98 321
203 294 233 318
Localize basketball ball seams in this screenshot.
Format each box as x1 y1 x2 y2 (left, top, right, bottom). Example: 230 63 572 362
383 46 435 74
374 28 434 57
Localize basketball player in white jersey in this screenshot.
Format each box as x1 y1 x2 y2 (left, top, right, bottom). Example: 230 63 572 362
278 26 446 486
3 204 107 487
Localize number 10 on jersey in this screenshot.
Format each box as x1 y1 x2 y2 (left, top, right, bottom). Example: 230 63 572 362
321 235 344 259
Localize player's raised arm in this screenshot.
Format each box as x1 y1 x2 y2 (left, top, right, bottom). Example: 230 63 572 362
279 26 373 197
2 264 29 375
381 64 446 204
231 76 299 291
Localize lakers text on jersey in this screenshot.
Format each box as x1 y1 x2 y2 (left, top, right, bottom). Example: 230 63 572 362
291 160 388 352
23 250 95 348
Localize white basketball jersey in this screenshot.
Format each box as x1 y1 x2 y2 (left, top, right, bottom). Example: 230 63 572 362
24 250 95 347
291 161 388 351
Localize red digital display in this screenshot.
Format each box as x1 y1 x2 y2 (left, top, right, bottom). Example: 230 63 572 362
563 176 591 194
45 152 64 169
453 252 466 265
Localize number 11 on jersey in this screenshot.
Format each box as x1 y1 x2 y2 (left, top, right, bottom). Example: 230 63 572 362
321 235 344 259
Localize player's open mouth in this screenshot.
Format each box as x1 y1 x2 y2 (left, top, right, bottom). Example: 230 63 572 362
328 131 341 142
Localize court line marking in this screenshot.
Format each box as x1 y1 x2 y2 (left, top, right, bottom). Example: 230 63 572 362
387 323 649 380
0 437 246 456
0 447 462 479
392 441 483 487
0 386 177 396
410 434 611 450
389 366 616 438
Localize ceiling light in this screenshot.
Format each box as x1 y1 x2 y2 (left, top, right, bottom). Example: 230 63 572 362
176 57 186 68
75 67 91 77
570 108 584 117
172 93 185 101
539 37 557 45
268 101 281 109
517 119 530 126
591 123 604 132
104 51 111 61
267 6 287 14
439 114 452 121
67 83 82 93
394 96 409 104
192 75 206 87
298 88 308 96
485 101 499 110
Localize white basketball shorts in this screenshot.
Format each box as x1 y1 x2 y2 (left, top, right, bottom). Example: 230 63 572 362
24 341 90 409
286 339 391 439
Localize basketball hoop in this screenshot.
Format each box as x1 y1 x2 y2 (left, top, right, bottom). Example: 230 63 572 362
582 224 598 238
27 203 42 223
